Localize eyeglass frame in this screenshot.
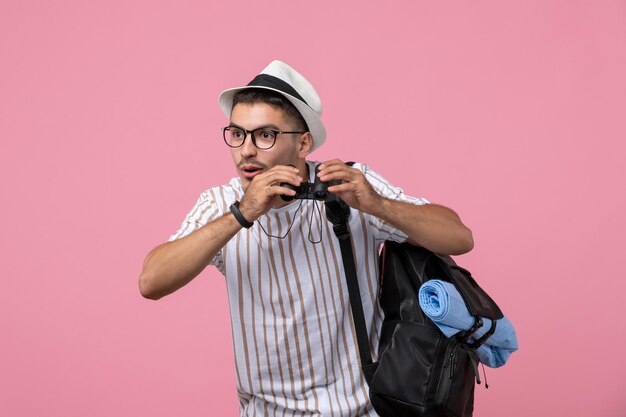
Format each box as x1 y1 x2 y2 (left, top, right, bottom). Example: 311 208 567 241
222 125 308 150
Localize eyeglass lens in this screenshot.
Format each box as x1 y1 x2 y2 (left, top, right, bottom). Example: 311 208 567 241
224 127 276 149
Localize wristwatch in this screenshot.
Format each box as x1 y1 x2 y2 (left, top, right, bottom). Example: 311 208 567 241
230 201 254 228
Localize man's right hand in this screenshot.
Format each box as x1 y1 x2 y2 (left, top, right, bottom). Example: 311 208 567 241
238 165 303 222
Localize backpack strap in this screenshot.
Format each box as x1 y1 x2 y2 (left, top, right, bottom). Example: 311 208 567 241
324 162 373 368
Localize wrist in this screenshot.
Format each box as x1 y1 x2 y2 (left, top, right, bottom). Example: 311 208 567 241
370 196 392 220
230 201 254 228
237 199 260 223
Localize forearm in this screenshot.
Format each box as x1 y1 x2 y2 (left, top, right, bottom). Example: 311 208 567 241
372 199 474 256
316 160 473 255
138 166 304 300
139 213 242 299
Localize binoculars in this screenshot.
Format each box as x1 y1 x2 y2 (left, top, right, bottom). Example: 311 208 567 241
280 164 340 202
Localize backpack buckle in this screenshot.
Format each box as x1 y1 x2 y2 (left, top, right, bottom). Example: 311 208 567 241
332 222 350 240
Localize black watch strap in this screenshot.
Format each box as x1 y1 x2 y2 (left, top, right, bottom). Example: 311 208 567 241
230 201 254 228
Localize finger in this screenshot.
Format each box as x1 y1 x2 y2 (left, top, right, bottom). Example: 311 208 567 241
261 170 303 182
320 159 345 169
266 164 300 172
262 166 303 178
317 159 346 172
255 170 304 186
267 184 298 196
327 182 357 193
319 166 362 183
318 170 357 183
317 161 359 176
255 166 302 182
318 164 347 174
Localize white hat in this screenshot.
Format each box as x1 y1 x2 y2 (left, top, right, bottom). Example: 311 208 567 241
218 60 326 152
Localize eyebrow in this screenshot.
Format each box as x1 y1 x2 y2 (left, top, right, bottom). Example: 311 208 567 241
228 123 282 131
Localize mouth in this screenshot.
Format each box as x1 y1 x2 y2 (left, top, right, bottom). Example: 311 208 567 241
240 164 264 179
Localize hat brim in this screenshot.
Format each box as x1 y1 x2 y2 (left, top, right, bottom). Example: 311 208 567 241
218 86 326 153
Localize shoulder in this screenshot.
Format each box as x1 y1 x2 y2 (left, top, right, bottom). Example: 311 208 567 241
194 176 243 212
350 162 393 191
349 161 382 179
352 161 430 205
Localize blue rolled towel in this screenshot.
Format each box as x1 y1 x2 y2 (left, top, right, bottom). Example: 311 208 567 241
418 280 518 368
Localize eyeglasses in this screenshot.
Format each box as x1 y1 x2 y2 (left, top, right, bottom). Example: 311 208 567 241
222 126 307 150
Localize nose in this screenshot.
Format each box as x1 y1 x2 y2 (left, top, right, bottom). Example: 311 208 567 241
239 133 257 159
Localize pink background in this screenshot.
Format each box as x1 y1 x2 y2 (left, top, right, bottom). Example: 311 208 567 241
2 1 625 416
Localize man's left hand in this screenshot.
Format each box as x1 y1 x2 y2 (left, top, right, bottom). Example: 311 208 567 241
317 159 383 215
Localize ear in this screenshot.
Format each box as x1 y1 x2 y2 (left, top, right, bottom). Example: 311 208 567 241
297 132 313 157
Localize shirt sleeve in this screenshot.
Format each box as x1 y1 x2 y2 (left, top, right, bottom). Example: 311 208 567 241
354 162 430 243
167 190 224 271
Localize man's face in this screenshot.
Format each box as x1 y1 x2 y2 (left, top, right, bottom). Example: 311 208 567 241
229 102 306 189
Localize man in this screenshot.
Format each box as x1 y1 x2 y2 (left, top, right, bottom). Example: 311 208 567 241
139 60 473 416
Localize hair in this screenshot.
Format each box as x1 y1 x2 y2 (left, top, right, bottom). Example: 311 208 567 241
232 88 309 132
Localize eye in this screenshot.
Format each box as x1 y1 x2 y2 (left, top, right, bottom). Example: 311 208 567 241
259 129 276 141
231 128 245 139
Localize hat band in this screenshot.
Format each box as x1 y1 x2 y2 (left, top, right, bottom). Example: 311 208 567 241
246 74 309 106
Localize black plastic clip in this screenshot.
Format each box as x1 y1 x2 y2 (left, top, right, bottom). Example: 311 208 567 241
458 316 483 344
332 222 350 240
467 319 497 349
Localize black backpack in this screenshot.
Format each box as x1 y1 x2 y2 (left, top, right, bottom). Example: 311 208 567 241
325 195 503 417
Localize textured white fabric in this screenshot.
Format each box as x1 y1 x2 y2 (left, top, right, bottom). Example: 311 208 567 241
169 161 429 417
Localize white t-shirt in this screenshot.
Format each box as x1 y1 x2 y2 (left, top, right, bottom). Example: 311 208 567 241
169 161 429 417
